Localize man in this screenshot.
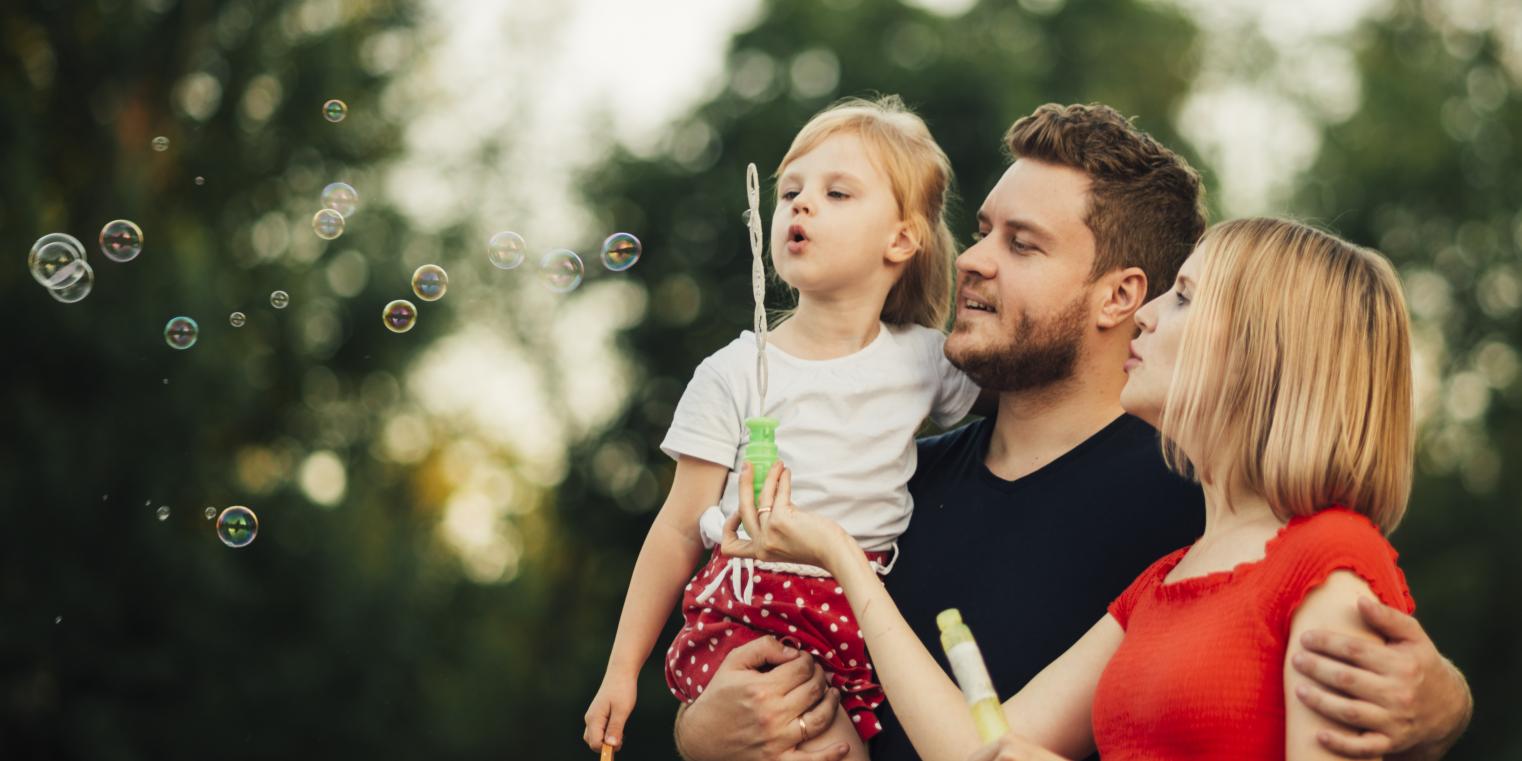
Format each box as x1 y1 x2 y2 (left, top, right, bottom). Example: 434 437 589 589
673 103 1472 761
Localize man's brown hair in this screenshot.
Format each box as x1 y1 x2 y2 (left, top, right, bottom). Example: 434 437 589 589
1005 103 1206 301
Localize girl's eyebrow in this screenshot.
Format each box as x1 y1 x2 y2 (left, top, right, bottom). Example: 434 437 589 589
776 169 864 188
1177 274 1195 289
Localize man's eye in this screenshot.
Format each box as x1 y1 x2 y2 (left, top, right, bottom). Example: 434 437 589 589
1011 238 1032 253
970 231 986 243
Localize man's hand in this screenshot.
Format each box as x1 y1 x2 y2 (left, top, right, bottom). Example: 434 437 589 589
673 636 849 761
965 733 1069 761
1293 597 1471 759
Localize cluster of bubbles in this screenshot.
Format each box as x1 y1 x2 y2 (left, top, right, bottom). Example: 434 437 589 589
28 220 147 304
153 503 260 548
484 230 641 295
311 182 357 241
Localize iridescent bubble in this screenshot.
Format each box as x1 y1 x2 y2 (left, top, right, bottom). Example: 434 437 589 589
321 182 359 218
99 219 144 263
194 176 206 186
152 136 170 152
229 311 247 327
538 249 585 293
322 99 348 123
313 209 345 240
487 231 527 270
600 232 642 272
270 290 290 309
164 316 199 350
28 233 88 289
216 506 259 548
411 264 448 301
156 505 170 521
382 299 418 333
48 260 94 304
205 507 216 520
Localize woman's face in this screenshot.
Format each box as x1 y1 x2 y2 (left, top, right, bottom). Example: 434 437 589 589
1120 247 1203 427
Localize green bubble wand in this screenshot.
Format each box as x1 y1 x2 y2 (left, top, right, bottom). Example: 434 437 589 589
743 164 779 504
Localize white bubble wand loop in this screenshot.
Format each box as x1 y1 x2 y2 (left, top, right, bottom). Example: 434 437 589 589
742 163 779 507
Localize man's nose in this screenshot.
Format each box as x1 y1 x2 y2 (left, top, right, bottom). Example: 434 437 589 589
956 242 994 278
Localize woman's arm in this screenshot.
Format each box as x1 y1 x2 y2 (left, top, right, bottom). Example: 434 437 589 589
583 455 730 751
723 462 1116 761
1285 570 1390 761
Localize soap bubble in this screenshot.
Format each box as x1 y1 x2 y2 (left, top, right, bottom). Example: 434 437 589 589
270 290 290 309
48 261 95 303
164 316 199 350
152 136 170 152
229 311 247 327
321 182 359 217
488 231 527 270
322 99 348 123
156 505 170 521
600 232 642 271
28 233 88 289
411 264 448 301
313 209 345 240
99 219 144 262
205 507 216 520
194 176 206 186
216 506 259 548
382 299 418 333
538 249 584 293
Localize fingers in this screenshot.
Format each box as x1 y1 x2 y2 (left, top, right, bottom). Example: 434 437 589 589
603 706 628 752
1356 596 1423 643
780 659 834 718
797 686 842 743
736 462 763 545
1314 727 1394 758
759 458 785 513
1299 629 1399 675
1294 681 1391 733
1292 650 1388 701
583 702 609 751
723 635 801 672
966 739 1005 761
776 464 793 512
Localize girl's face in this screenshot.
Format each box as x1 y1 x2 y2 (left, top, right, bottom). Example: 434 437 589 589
1121 247 1203 427
771 132 911 296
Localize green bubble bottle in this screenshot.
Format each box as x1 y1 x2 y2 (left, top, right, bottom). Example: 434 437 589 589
744 416 780 504
937 608 1010 742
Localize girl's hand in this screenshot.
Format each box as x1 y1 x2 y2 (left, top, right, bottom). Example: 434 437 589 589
721 461 852 571
966 733 1071 761
583 673 638 752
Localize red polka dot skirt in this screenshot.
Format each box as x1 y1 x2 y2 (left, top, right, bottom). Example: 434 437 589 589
663 548 891 742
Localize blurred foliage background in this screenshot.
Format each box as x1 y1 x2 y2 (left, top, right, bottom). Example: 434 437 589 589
1 0 1517 758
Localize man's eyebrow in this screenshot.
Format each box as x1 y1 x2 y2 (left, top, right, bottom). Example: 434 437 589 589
1001 216 1056 244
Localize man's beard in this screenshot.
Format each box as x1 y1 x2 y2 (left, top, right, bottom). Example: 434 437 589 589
948 293 1088 393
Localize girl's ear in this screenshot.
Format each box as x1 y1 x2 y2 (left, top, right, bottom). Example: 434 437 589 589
886 223 917 265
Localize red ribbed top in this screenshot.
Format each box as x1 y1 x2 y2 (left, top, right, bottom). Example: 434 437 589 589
1091 507 1414 760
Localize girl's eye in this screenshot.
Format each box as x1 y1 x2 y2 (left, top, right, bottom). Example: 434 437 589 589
780 190 799 200
1175 291 1190 306
828 190 848 199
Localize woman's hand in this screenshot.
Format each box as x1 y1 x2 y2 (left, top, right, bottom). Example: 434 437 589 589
966 733 1071 761
720 461 852 572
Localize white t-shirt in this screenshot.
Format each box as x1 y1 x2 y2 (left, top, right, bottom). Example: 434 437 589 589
660 322 980 552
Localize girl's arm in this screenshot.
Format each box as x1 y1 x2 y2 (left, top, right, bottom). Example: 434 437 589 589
723 462 1117 761
583 455 730 751
1285 571 1389 761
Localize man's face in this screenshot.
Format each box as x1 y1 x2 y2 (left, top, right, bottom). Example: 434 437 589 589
945 158 1099 392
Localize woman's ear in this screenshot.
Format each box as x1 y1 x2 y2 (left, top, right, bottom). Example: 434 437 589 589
1097 266 1148 329
886 224 917 265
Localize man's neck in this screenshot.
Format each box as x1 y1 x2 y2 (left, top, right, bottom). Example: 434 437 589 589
985 361 1129 482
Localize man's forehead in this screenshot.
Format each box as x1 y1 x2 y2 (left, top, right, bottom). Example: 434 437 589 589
979 158 1091 230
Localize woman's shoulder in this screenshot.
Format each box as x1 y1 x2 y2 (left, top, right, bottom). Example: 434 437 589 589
1267 507 1414 615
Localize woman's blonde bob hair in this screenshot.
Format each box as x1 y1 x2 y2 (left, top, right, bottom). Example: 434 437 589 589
775 94 957 330
1161 218 1414 534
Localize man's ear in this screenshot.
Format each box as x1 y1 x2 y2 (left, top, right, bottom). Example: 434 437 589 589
886 224 917 265
1097 266 1147 329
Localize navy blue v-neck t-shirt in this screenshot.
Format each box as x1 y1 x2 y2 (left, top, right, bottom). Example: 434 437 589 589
871 414 1205 761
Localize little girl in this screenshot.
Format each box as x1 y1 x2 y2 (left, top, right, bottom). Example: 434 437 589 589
582 95 979 758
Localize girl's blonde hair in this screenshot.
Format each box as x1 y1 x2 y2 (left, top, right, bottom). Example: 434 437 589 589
775 95 957 330
1161 218 1414 534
